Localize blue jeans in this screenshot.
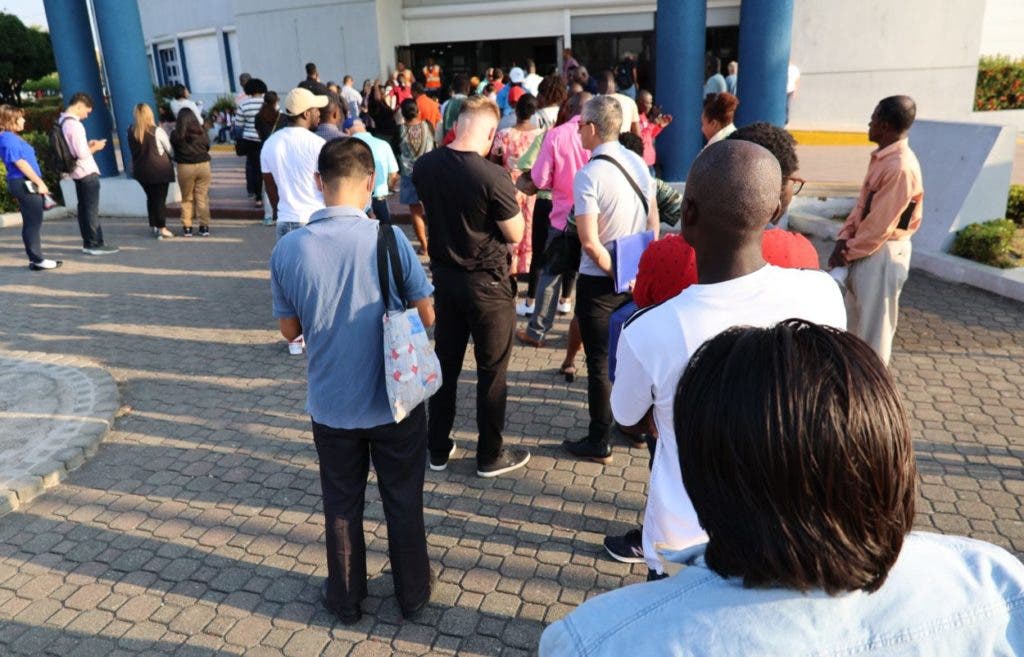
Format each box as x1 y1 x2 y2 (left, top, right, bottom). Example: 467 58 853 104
276 220 305 240
74 174 104 248
9 178 44 263
526 227 577 341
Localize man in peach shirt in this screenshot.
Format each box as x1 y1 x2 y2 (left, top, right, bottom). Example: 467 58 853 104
828 95 923 364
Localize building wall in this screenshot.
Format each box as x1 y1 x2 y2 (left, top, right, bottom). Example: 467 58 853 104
789 0 985 130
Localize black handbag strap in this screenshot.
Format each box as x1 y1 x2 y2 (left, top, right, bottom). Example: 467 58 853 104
376 223 406 312
591 154 649 218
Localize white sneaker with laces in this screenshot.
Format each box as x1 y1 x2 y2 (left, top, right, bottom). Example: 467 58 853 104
516 300 535 316
557 299 572 314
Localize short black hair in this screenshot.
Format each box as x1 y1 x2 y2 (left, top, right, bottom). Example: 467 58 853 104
68 92 94 109
411 81 425 96
244 78 267 95
514 93 537 124
876 95 916 134
343 75 353 85
618 131 643 158
317 137 375 184
171 84 187 99
400 98 419 121
674 320 916 595
728 122 800 177
305 62 318 76
451 73 470 95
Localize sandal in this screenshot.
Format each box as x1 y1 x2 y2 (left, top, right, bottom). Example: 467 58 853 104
559 362 576 383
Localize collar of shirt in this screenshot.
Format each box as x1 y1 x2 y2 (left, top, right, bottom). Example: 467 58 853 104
590 141 622 159
871 137 909 162
307 205 369 224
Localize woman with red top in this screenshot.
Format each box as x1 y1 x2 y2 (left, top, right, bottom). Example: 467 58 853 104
636 91 672 173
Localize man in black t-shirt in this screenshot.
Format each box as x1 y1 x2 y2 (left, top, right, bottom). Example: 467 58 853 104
412 95 529 478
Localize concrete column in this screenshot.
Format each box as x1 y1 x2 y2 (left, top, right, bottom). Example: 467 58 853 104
93 0 158 175
734 0 794 127
654 0 706 182
42 0 117 176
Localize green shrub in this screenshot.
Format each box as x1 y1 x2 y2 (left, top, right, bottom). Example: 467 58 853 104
975 55 1024 111
21 104 61 133
23 72 59 94
0 165 16 213
209 95 236 115
1007 184 1024 225
952 219 1017 267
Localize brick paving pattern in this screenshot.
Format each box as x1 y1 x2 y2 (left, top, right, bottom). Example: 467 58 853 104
0 216 1022 656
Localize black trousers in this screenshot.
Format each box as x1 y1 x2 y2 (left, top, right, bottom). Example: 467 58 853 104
9 179 44 263
526 197 552 299
141 182 169 228
576 274 631 446
428 267 515 465
312 405 430 614
74 174 104 248
245 143 262 197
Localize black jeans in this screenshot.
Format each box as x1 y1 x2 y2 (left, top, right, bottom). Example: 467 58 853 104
9 179 44 263
74 174 104 248
576 274 632 447
526 197 552 299
141 182 169 228
371 197 391 224
312 405 430 614
428 267 516 465
245 143 262 197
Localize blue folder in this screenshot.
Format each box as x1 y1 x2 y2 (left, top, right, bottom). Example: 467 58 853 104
611 230 656 293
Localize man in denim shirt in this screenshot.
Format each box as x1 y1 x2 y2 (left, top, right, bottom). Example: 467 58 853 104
542 321 1024 656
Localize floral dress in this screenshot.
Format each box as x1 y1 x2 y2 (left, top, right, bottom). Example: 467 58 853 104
491 125 542 275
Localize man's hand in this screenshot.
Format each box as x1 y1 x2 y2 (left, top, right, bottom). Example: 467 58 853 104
828 239 848 269
656 114 673 128
88 139 106 153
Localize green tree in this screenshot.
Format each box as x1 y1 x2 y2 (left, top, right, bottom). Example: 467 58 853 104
0 13 56 105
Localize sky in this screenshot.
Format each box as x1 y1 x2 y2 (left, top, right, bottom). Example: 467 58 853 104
1 0 48 30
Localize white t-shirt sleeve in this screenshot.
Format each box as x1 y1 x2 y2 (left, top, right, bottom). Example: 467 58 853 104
573 166 600 217
611 331 655 426
387 145 399 174
259 139 272 174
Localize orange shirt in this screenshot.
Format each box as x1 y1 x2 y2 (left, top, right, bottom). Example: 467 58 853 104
415 94 442 129
838 138 923 261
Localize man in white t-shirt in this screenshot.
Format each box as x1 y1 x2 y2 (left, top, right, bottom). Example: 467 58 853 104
261 87 329 356
597 71 640 137
610 140 846 577
340 75 363 120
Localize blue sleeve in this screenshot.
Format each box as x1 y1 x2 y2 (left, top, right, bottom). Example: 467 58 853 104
269 246 298 319
392 226 433 302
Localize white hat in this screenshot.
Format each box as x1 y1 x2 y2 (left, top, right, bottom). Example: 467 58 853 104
509 67 525 84
282 87 329 116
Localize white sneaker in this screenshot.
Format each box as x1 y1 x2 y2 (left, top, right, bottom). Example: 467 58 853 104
288 336 305 355
516 300 535 316
557 299 573 314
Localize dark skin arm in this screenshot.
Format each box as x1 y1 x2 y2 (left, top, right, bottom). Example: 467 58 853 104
263 173 279 215
278 317 301 341
828 239 849 268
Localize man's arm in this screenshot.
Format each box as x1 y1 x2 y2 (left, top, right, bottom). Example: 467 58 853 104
278 317 302 341
496 213 525 244
411 297 434 328
577 212 612 275
263 173 279 214
388 172 400 191
530 133 555 189
610 332 655 426
630 120 641 138
843 169 918 261
646 193 660 238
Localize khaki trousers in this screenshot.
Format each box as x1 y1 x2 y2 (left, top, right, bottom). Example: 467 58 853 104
844 240 912 365
177 161 212 229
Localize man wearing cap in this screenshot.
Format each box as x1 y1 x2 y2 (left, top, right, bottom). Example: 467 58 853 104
345 117 399 224
496 67 526 118
261 87 329 355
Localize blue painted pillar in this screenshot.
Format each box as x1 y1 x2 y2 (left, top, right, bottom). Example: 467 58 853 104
655 0 706 182
735 0 794 127
42 0 117 176
93 0 157 175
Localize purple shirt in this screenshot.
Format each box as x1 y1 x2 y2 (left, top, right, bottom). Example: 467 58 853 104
59 113 100 180
530 115 590 230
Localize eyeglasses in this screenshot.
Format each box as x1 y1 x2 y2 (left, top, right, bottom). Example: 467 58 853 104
787 176 806 195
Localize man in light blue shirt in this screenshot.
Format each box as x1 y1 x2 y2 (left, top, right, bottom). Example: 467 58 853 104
541 321 1024 656
345 117 399 223
270 138 435 626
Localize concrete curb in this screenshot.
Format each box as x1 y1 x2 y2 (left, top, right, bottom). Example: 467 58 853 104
0 206 73 229
790 211 1024 305
0 351 119 517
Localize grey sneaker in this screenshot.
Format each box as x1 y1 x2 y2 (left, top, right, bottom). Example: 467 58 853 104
82 245 119 255
477 448 530 478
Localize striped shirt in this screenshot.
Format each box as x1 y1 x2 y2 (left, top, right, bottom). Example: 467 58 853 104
237 96 264 142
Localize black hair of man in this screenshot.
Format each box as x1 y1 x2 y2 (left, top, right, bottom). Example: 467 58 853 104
319 97 342 124
597 70 616 95
491 68 504 82
343 75 353 85
618 131 644 158
673 319 915 595
875 95 917 134
705 54 721 78
514 93 537 124
400 98 419 122
244 78 267 95
305 62 318 77
68 92 94 109
239 72 251 87
171 84 187 99
411 81 426 96
684 140 782 238
728 122 799 178
317 136 375 185
451 73 470 95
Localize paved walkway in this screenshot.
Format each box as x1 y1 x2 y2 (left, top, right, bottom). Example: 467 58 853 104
0 216 1023 656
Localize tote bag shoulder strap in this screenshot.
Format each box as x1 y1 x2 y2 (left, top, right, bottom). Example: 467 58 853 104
591 153 649 217
376 223 406 312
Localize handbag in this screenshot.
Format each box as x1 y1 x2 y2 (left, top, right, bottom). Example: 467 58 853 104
542 219 582 276
376 223 443 423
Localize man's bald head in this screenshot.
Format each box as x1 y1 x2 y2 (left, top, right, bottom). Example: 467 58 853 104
684 140 782 239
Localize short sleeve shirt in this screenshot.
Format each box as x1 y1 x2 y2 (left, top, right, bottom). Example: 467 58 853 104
412 146 521 274
260 126 326 223
0 131 40 180
270 207 433 429
353 131 399 198
610 93 639 133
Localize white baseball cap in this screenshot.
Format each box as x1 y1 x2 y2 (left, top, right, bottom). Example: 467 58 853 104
509 67 525 84
282 87 329 116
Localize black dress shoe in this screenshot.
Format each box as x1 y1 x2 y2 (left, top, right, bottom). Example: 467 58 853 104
401 570 435 621
562 437 612 464
320 579 362 624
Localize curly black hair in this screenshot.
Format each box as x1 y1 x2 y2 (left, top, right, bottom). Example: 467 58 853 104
727 122 799 177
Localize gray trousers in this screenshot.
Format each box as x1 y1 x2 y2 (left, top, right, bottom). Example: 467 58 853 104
845 240 912 365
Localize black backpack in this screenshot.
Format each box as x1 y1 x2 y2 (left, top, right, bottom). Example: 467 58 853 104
48 116 78 174
615 61 634 90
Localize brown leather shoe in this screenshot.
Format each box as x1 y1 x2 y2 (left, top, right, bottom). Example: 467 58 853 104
515 328 544 348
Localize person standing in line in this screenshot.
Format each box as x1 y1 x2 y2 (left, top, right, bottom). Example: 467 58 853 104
315 97 346 142
522 59 543 97
614 52 639 100
234 73 251 110
562 48 580 80
261 87 329 356
254 91 281 224
829 96 923 365
561 95 659 464
0 104 61 269
346 117 399 224
636 91 672 174
412 95 529 478
423 57 443 98
169 84 201 119
340 75 363 120
596 71 641 136
398 99 434 255
701 92 739 148
438 74 470 142
411 82 442 132
704 55 727 97
237 78 267 202
270 138 435 626
127 103 175 239
170 108 212 237
298 62 330 95
59 92 118 255
725 61 738 95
